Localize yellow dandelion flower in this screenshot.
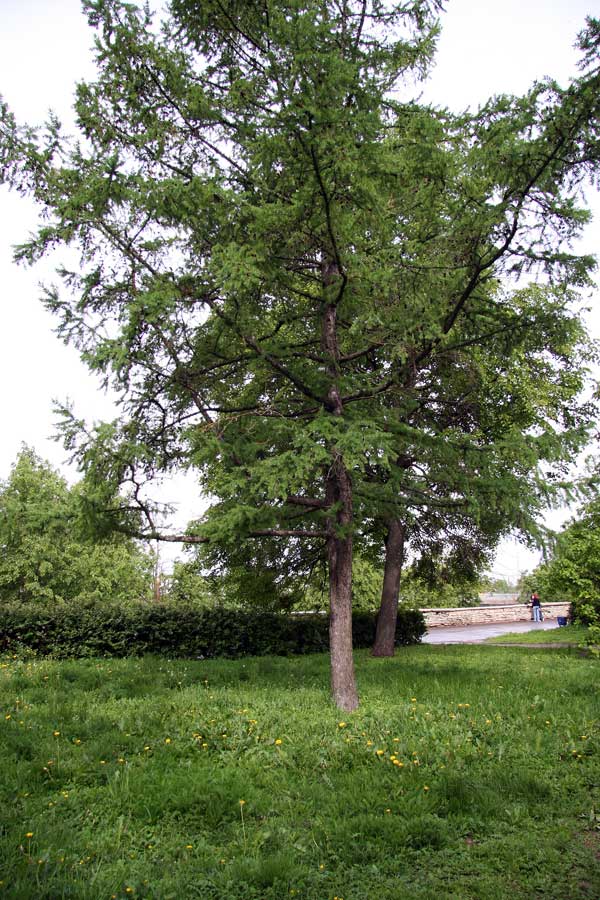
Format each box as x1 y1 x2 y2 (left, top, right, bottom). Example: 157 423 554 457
275 738 283 745
25 832 34 838
239 799 246 806
423 785 430 791
53 730 60 737
165 737 172 744
376 749 384 756
338 722 346 728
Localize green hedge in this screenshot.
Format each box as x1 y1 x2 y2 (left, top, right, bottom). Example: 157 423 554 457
0 603 425 659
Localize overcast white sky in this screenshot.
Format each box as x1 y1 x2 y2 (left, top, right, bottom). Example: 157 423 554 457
1 0 599 579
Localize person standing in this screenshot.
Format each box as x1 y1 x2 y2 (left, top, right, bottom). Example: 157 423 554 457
531 591 543 622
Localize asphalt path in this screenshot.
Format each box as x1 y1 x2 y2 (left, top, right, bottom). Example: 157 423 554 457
422 619 563 644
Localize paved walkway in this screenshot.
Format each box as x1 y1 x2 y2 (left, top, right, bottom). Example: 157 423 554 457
422 619 561 644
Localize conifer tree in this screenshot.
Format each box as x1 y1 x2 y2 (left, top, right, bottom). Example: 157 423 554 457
1 3 599 707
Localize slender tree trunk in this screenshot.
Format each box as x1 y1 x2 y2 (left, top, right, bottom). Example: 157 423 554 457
321 278 359 711
372 519 406 657
153 541 162 603
327 457 359 711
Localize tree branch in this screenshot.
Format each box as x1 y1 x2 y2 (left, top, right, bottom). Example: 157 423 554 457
128 527 328 543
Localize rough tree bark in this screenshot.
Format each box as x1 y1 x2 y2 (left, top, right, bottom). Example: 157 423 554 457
372 519 406 657
322 287 359 711
326 455 359 711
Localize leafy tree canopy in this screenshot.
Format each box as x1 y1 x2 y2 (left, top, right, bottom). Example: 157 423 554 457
523 491 600 621
0 448 153 605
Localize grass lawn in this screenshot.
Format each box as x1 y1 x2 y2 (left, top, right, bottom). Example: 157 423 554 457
1 646 599 899
485 625 590 645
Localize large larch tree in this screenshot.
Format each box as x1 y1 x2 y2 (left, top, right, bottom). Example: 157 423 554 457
1 3 600 708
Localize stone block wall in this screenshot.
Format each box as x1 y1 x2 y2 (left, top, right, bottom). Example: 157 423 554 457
421 602 571 628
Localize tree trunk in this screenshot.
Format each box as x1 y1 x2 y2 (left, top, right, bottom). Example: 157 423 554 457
327 458 359 712
372 519 406 657
321 277 359 711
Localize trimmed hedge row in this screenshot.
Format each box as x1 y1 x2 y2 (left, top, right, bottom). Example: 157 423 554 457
0 603 426 659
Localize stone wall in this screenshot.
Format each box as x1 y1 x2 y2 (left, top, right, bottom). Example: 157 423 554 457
422 602 571 628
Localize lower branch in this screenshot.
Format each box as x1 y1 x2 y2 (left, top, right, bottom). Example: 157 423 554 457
127 527 328 543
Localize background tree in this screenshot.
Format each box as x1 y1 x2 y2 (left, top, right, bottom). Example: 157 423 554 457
369 280 597 654
173 537 385 612
480 575 519 594
174 537 317 611
0 448 153 605
522 492 600 631
1 4 600 708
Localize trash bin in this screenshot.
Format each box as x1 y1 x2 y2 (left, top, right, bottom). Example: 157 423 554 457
557 616 568 627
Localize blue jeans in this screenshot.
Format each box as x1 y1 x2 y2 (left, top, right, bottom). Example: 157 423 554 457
533 605 542 622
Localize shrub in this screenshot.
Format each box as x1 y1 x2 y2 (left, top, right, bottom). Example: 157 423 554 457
0 602 425 659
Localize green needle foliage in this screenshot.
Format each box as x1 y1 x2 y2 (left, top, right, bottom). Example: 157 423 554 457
1 4 600 706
